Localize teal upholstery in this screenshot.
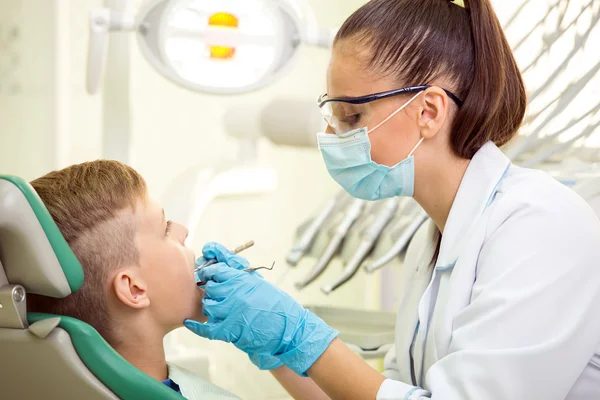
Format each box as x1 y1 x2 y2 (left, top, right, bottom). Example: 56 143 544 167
28 313 183 400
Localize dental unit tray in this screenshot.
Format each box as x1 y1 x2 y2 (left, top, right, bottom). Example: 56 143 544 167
305 305 395 358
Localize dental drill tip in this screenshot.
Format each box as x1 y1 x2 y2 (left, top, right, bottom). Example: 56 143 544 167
321 285 333 295
365 260 389 274
286 250 303 266
294 281 305 290
286 258 298 267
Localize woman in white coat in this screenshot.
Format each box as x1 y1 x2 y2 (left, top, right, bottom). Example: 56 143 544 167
184 0 600 398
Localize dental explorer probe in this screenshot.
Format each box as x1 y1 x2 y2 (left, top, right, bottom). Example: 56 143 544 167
321 198 399 294
286 192 344 266
194 240 254 272
364 210 428 274
196 261 276 287
295 199 366 290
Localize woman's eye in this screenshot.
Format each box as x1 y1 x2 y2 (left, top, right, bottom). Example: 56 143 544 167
165 221 173 235
341 114 361 125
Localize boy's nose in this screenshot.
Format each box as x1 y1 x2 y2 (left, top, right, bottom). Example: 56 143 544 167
173 222 189 244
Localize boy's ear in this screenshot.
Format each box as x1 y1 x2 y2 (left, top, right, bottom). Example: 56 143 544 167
113 269 150 309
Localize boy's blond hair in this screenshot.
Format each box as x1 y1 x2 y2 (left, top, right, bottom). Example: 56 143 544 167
28 160 147 345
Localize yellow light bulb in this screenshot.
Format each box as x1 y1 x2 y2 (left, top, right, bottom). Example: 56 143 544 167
208 12 238 60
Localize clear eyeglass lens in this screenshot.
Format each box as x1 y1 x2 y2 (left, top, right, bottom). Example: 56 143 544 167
320 101 372 135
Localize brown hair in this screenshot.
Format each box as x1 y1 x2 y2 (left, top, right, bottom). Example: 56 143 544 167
28 160 147 344
335 0 527 159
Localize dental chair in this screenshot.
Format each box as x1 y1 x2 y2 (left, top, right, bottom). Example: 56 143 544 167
0 175 182 399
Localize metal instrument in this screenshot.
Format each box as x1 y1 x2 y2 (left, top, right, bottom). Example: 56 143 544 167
322 198 399 294
295 199 366 289
194 240 254 272
286 192 343 266
243 261 276 273
195 241 275 286
365 210 428 274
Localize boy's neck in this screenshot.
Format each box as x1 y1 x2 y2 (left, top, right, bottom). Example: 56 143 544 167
112 318 169 382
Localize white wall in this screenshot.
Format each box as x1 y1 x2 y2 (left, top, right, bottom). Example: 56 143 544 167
0 0 59 178
0 0 104 178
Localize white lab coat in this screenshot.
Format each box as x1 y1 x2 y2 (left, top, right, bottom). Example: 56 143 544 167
377 142 600 400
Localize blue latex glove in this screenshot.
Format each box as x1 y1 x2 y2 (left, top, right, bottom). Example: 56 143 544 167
195 256 208 268
195 242 263 281
185 263 339 376
194 256 208 283
197 242 276 369
249 353 284 371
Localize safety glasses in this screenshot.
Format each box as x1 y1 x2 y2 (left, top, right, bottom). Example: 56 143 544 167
317 85 463 136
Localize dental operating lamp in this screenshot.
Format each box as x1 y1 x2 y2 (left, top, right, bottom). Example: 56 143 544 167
87 0 336 95
85 0 336 248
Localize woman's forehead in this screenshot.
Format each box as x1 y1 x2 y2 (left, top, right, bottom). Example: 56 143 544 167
327 43 398 98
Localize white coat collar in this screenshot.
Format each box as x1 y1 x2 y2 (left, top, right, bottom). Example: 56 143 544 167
435 141 511 269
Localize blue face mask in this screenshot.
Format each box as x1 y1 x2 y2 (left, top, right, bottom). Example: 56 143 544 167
316 92 424 201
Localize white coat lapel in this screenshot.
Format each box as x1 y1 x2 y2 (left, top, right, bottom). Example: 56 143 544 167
393 218 438 384
435 142 511 269
414 142 511 385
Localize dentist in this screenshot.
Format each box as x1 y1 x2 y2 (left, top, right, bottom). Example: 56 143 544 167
185 0 600 399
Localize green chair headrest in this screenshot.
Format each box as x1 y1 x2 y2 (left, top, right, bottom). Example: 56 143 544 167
0 175 83 297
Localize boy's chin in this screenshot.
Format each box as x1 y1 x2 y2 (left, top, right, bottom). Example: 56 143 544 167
190 310 208 323
189 300 207 323
174 309 206 331
196 314 209 323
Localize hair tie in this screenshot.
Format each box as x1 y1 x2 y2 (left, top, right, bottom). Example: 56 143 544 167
450 0 466 8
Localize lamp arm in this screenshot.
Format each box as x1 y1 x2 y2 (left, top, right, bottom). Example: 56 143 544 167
86 7 135 94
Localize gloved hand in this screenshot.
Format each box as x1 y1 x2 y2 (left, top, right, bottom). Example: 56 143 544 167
197 242 274 368
249 354 284 371
185 262 339 376
195 242 264 281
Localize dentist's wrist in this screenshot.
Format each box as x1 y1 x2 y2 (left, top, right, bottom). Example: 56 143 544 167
277 310 339 377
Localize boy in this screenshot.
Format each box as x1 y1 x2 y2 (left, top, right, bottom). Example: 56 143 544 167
27 160 237 398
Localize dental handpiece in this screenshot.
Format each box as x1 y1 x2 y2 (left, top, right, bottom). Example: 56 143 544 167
364 211 428 274
286 195 339 266
194 240 254 272
295 199 366 290
321 198 399 294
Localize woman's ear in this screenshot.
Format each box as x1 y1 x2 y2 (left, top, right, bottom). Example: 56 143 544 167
113 269 150 309
418 87 449 140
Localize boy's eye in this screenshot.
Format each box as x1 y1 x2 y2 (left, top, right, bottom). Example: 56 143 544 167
165 221 173 235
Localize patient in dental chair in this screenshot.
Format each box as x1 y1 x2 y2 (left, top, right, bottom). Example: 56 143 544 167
26 160 236 399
